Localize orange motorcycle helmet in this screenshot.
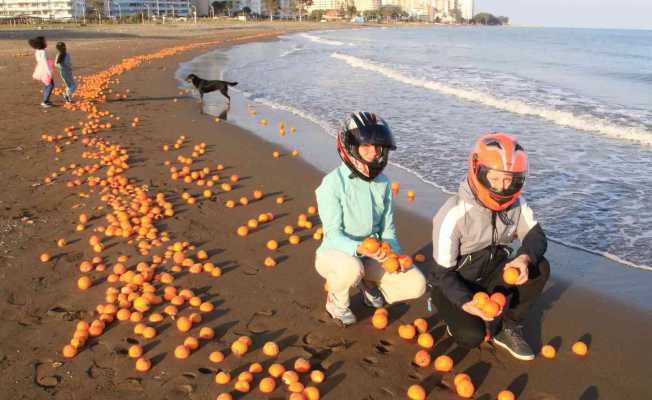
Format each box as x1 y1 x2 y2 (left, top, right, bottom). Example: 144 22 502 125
467 133 528 211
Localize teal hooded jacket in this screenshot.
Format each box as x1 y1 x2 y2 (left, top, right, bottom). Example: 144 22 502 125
315 163 401 256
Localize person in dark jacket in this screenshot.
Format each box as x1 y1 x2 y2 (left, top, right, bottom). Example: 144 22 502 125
430 132 549 360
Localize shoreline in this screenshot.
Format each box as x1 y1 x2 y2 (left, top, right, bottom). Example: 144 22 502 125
186 35 652 311
1 23 651 399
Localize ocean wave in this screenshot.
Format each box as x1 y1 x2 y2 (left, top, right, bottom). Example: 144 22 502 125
300 33 348 47
251 96 337 136
280 46 303 58
331 53 652 146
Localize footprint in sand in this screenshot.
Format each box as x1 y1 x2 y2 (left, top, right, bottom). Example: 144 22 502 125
246 309 277 334
375 339 393 355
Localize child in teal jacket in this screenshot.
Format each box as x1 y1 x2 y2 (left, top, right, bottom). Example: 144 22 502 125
315 112 426 326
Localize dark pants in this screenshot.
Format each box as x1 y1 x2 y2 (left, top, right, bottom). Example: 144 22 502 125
431 255 550 349
42 81 54 103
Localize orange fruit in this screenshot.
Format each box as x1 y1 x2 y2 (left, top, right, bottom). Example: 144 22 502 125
282 370 300 385
541 344 556 359
454 373 472 387
231 340 248 356
398 255 413 270
572 341 588 356
362 237 380 253
234 380 250 393
184 336 199 350
216 393 232 400
303 386 320 400
414 253 426 262
259 377 276 393
490 292 507 309
253 190 263 199
473 292 490 307
264 257 277 267
398 324 417 340
433 355 453 372
294 357 311 373
289 235 301 245
482 301 501 319
262 341 279 357
62 344 77 358
215 371 231 384
407 190 416 199
77 276 92 290
391 182 400 192
176 316 192 332
283 225 295 235
128 345 143 358
413 318 428 333
174 345 190 359
413 350 431 367
142 326 157 339
238 371 254 382
238 336 252 346
456 379 475 398
40 253 51 262
209 351 225 363
497 390 516 400
135 357 151 372
269 363 286 378
382 256 400 273
310 370 325 383
503 267 520 284
288 382 305 393
249 362 263 373
374 307 389 317
406 384 426 400
371 313 388 330
417 333 434 349
199 327 214 339
266 240 279 251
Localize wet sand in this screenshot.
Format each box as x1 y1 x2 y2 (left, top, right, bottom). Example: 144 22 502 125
1 23 651 400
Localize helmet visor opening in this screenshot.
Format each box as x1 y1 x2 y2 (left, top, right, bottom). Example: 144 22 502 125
477 166 526 197
348 126 397 150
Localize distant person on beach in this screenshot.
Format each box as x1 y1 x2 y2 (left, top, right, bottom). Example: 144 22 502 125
430 133 549 360
28 36 54 108
55 42 76 103
315 112 426 326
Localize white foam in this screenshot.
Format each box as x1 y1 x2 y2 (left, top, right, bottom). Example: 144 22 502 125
331 53 652 146
280 46 303 57
300 33 346 47
252 97 337 137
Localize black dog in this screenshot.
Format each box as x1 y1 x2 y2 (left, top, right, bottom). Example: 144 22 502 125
185 74 238 105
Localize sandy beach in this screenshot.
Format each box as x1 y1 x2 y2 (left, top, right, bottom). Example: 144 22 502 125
1 22 651 400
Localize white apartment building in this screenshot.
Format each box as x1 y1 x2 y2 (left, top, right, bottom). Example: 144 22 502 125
0 0 85 19
456 0 472 20
354 0 379 12
307 0 342 12
105 0 200 17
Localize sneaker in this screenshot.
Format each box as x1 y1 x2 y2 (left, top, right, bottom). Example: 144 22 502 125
360 285 386 308
325 293 356 326
492 323 535 361
40 102 52 108
64 94 71 103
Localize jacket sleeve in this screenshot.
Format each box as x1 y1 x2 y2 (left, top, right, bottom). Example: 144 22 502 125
515 199 547 265
431 198 473 307
315 175 360 256
379 183 401 253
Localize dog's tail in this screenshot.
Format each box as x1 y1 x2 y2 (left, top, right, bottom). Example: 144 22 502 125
226 81 238 86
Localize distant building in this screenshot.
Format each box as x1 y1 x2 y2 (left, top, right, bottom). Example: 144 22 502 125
456 0 472 20
307 0 343 12
354 0 380 12
0 0 86 20
105 0 201 18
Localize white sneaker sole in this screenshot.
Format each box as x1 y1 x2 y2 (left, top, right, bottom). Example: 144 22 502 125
492 338 535 361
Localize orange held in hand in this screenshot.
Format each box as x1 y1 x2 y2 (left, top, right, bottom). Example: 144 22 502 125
398 255 413 270
362 237 380 253
383 256 400 273
490 292 507 309
503 267 520 284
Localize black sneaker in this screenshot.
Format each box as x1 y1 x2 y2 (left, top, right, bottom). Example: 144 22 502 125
492 324 535 361
360 285 386 308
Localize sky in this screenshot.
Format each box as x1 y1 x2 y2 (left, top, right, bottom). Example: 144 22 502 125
475 0 652 30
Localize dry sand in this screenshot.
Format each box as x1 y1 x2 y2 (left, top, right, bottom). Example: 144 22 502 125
0 23 651 400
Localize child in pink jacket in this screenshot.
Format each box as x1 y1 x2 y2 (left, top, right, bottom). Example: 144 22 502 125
29 36 54 108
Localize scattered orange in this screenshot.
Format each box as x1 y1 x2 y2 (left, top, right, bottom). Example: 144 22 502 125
209 351 225 363
433 355 453 372
490 292 507 309
135 357 151 372
310 370 325 383
77 276 92 290
497 390 516 400
398 324 417 340
406 384 426 400
417 332 434 349
234 380 250 393
174 345 190 359
62 344 77 358
541 344 556 359
413 318 428 333
371 313 388 330
215 371 231 384
176 316 192 332
456 379 475 398
294 357 311 373
259 377 276 393
266 240 279 251
303 386 320 400
231 339 248 356
572 341 588 356
269 363 286 378
413 350 431 367
40 253 51 262
382 256 400 273
263 341 279 357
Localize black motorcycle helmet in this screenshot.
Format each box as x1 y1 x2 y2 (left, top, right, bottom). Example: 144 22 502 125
336 112 397 181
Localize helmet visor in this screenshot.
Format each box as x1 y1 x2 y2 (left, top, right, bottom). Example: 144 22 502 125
348 125 397 150
477 166 526 197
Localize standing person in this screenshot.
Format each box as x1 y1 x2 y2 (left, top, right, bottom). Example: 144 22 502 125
55 42 77 103
430 133 550 360
315 112 426 326
28 36 54 108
